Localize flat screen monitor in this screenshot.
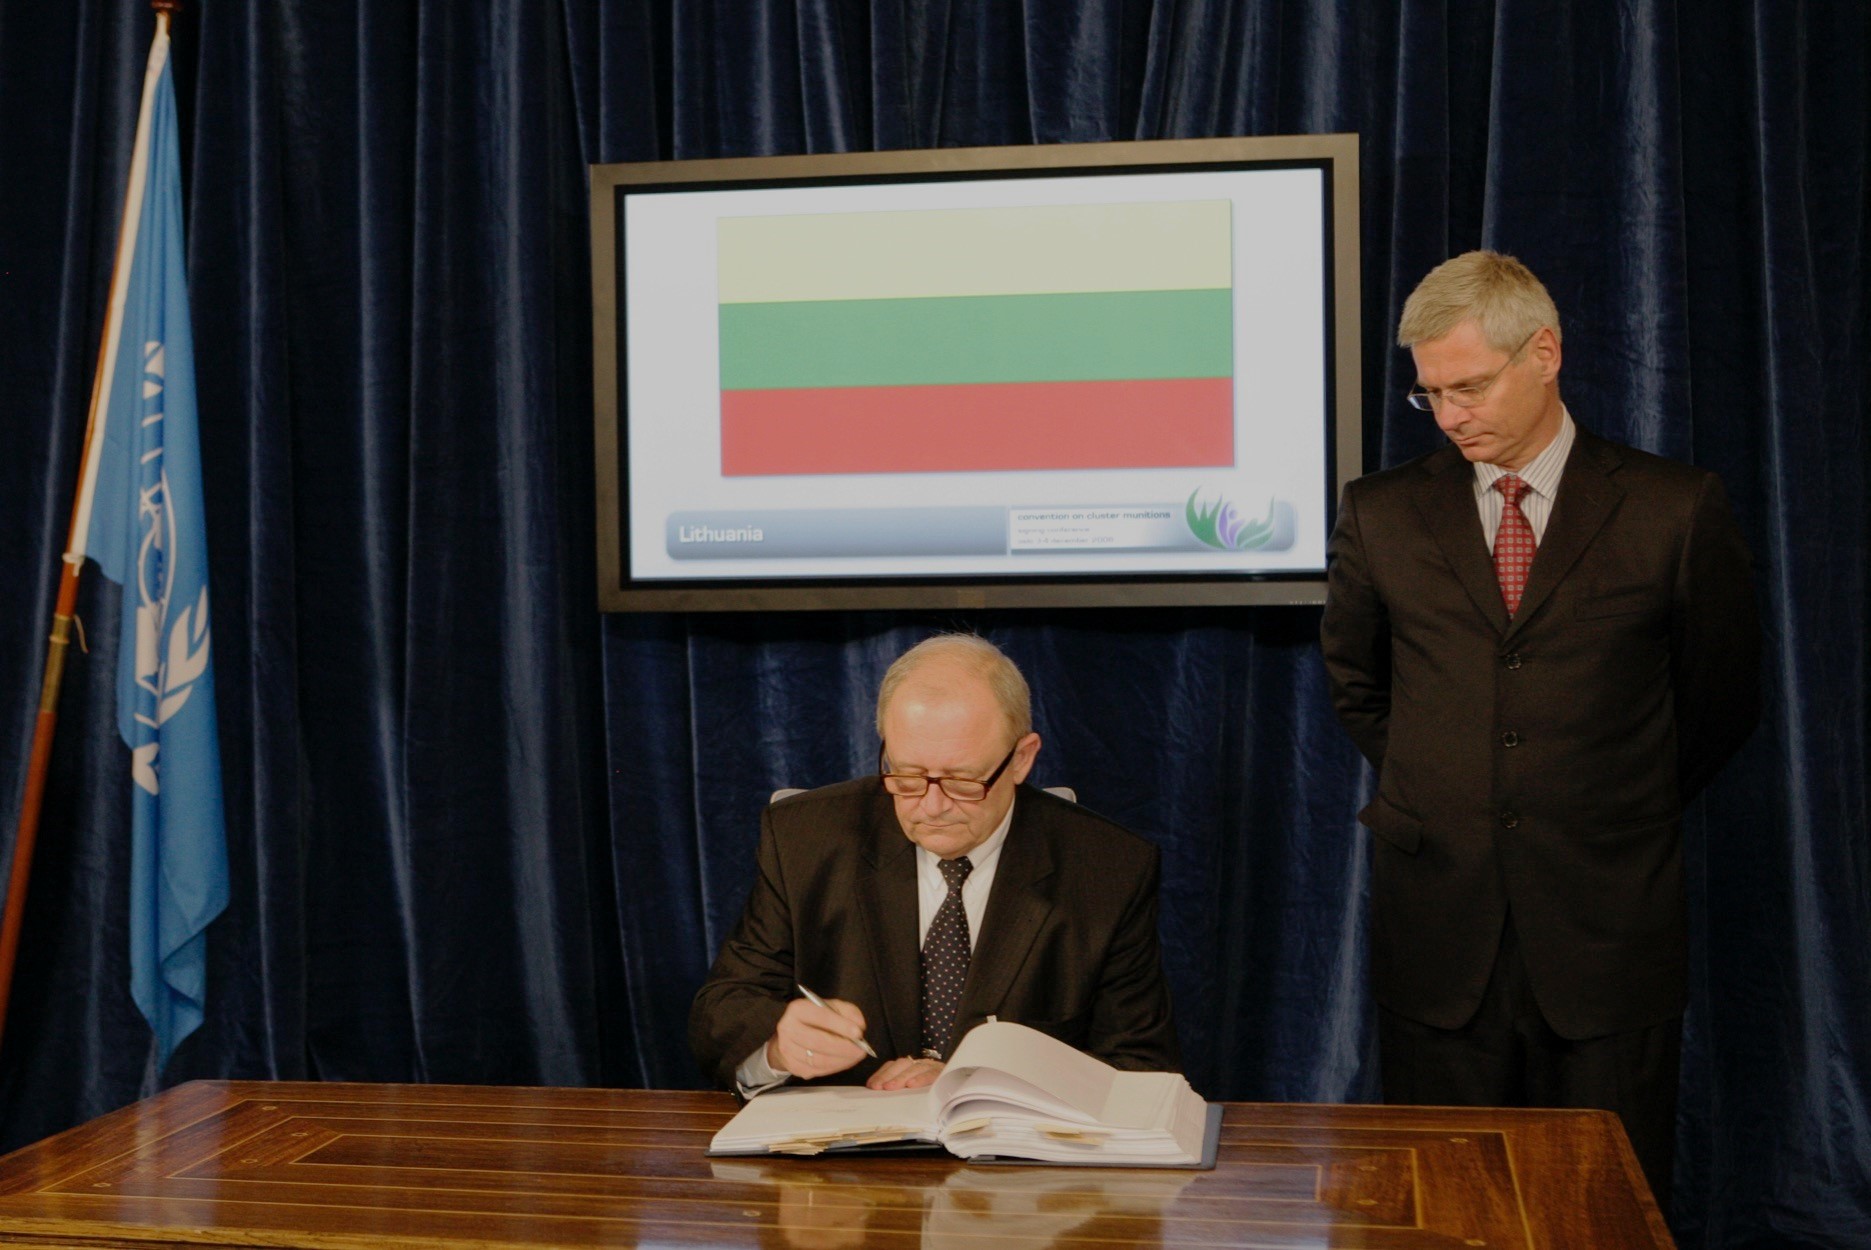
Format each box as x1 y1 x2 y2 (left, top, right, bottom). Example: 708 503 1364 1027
590 134 1361 611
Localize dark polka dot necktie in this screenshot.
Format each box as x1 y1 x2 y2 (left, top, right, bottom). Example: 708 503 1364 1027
1494 475 1537 617
919 855 974 1061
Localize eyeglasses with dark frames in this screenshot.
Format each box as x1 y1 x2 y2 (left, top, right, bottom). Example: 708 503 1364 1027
878 741 1018 802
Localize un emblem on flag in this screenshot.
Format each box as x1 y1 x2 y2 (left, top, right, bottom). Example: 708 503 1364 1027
128 338 211 797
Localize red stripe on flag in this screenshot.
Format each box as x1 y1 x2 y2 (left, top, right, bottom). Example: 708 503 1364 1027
720 378 1234 476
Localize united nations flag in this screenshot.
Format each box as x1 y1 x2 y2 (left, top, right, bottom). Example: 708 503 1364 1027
69 13 228 1071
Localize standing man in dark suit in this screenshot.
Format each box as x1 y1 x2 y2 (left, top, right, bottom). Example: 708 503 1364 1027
691 634 1180 1095
1320 251 1760 1203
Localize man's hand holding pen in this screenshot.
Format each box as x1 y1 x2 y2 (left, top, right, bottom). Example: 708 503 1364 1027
765 987 947 1089
766 995 871 1080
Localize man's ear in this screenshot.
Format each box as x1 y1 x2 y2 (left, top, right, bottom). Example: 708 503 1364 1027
1009 732 1042 784
1531 325 1562 385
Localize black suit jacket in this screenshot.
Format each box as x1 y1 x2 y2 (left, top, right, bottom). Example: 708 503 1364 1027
689 779 1181 1090
1320 428 1760 1039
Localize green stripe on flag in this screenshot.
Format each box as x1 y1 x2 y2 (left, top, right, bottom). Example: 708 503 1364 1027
718 289 1233 390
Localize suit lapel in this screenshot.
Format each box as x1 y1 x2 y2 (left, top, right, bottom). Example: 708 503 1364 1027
1411 447 1512 634
957 794 1056 1027
1507 434 1623 640
856 799 920 1060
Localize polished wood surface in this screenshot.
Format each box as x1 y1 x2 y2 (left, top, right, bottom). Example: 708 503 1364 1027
0 1081 1672 1248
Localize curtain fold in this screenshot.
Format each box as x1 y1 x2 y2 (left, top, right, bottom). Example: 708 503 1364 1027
0 1 1863 1244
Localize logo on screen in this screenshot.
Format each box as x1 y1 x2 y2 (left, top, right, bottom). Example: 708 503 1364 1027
1185 491 1282 551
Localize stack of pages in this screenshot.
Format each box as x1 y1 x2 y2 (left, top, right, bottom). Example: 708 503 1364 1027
708 1020 1211 1166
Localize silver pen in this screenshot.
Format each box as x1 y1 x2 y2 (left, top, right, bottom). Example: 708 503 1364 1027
795 982 879 1059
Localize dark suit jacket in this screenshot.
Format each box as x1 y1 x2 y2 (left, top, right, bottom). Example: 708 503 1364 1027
1320 427 1760 1039
689 778 1181 1090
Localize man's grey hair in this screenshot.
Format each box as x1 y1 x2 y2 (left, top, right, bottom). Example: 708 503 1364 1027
1397 250 1562 353
875 634 1033 740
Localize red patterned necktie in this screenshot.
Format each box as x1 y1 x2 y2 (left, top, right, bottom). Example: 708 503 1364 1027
919 855 974 1061
1493 474 1537 617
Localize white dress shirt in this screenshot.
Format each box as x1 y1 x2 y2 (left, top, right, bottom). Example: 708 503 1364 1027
913 796 1014 948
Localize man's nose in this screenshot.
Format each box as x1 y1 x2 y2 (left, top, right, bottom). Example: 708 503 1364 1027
918 783 956 815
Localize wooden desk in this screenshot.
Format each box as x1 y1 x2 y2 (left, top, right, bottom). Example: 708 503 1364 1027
0 1081 1671 1248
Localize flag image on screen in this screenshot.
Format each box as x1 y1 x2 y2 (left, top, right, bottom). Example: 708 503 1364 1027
716 201 1235 477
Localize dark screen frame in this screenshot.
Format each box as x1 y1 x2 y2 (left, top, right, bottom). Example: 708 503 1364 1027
591 134 1361 612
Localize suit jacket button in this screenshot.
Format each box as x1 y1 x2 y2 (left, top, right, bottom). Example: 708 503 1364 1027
1499 810 1520 829
1503 652 1522 669
1500 730 1520 747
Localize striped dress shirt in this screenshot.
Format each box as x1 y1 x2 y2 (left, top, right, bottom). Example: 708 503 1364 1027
1472 409 1576 549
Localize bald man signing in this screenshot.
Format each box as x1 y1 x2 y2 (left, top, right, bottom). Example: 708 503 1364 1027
689 634 1180 1095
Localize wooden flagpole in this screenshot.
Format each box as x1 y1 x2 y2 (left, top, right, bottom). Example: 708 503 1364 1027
0 0 182 1052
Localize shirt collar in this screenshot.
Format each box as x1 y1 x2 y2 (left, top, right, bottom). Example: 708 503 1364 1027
1474 406 1575 499
917 790 1016 877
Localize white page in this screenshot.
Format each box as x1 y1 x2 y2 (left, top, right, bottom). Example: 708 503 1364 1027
940 1072 1091 1125
710 1083 936 1151
1093 1071 1188 1129
935 1022 1116 1123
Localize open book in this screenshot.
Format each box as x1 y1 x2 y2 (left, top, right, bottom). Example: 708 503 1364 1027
708 1020 1213 1166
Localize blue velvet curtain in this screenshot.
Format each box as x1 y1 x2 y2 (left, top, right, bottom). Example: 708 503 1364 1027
0 2 1864 1245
